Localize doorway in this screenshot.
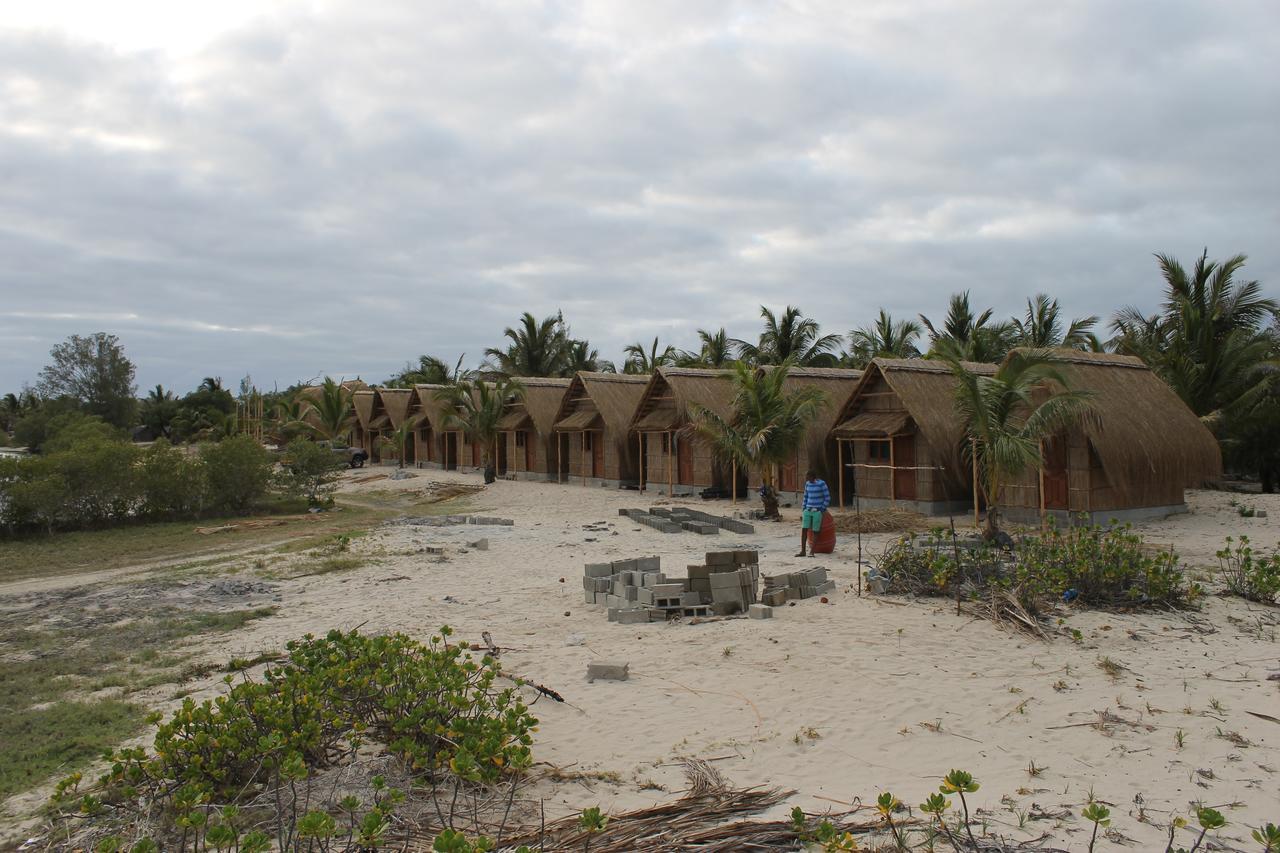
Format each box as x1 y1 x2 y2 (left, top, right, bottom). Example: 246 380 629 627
892 435 916 500
1042 437 1069 510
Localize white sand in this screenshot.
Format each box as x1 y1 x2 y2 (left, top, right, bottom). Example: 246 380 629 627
9 472 1280 848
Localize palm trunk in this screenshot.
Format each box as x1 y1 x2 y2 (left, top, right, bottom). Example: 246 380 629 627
760 464 780 519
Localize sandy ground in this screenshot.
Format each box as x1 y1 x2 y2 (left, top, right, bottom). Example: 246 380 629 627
5 471 1280 849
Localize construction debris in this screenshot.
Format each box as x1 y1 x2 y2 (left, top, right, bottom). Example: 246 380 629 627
761 567 836 604
586 661 629 682
392 514 515 528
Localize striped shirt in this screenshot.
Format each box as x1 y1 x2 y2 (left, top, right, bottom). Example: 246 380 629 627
802 478 830 511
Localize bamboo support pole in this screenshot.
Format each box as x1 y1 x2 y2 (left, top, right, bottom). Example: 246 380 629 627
638 433 644 493
837 440 844 508
556 433 561 484
889 438 896 507
667 431 674 496
971 438 979 528
581 431 587 486
1038 439 1047 525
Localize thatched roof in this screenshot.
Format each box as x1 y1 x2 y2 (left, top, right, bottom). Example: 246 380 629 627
554 373 647 433
506 377 571 436
352 390 376 429
835 411 911 437
631 367 735 432
832 358 997 493
776 366 862 450
379 388 414 427
413 384 454 432
1021 349 1222 495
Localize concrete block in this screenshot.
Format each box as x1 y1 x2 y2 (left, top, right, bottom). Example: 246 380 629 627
583 576 595 590
733 550 759 565
636 556 661 572
710 572 745 588
636 587 655 605
682 605 712 617
424 546 445 555
594 578 612 593
687 564 712 579
659 522 683 533
680 591 703 606
814 579 837 595
584 563 614 578
705 550 736 566
611 580 627 596
586 661 629 681
711 600 743 616
616 609 651 625
762 589 788 607
606 594 625 608
607 608 621 622
649 507 671 517
611 559 637 573
594 592 609 604
584 590 595 604
654 597 683 609
467 538 489 550
649 582 686 596
623 586 639 601
748 603 773 619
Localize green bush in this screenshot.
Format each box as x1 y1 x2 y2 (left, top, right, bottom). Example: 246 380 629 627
67 628 535 826
137 441 207 520
201 435 273 514
1217 536 1280 604
277 438 344 506
875 523 1190 614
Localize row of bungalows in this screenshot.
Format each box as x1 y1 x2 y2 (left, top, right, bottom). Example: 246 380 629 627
332 350 1221 522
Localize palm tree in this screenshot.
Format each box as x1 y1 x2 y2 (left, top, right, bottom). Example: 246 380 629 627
379 416 422 469
734 306 842 367
436 378 524 483
304 377 355 444
1113 250 1278 419
139 384 178 440
485 312 570 377
564 339 614 373
948 350 1094 538
686 359 827 519
846 310 923 367
388 354 470 387
921 292 1014 363
1011 294 1099 349
268 394 311 445
623 337 676 374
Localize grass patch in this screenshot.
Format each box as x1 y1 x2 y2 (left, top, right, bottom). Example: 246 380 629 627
0 606 277 799
0 699 143 798
0 501 391 584
301 556 368 576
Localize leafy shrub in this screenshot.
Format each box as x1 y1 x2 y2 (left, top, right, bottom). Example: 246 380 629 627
201 435 274 514
277 438 344 506
1217 536 1280 604
61 628 535 842
875 523 1189 614
137 440 207 519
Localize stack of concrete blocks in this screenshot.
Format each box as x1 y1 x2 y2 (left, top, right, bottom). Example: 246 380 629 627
617 508 683 533
582 557 711 623
760 567 836 605
686 550 759 616
618 507 756 536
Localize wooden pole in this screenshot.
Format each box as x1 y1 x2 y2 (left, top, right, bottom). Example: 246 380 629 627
837 440 844 508
638 433 644 494
556 433 561 484
1038 438 1047 526
667 431 674 496
889 438 896 507
581 431 587 486
971 438 980 528
732 459 737 505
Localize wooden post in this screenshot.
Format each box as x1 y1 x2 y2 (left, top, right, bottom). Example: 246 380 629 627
1038 438 1047 526
971 438 980 528
837 440 844 508
638 433 645 494
888 437 896 507
732 461 737 505
581 431 587 486
667 431 674 496
556 433 561 483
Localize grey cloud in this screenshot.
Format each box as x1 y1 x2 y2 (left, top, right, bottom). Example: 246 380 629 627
1 0 1277 393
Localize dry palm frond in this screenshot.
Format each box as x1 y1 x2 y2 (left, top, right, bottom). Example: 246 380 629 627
832 508 930 534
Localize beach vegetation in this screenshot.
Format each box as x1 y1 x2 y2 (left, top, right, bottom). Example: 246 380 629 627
1216 535 1280 604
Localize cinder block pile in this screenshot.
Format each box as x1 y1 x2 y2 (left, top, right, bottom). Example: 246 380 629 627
618 507 755 536
395 515 516 528
582 549 765 623
760 567 836 605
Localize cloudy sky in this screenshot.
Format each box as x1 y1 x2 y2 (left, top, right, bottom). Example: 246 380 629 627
1 0 1277 393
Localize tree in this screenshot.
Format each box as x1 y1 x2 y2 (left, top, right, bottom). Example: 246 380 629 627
379 417 421 469
686 360 827 519
846 310 922 367
201 435 274 515
278 438 344 505
734 306 842 367
921 292 1014 363
267 393 311 446
677 328 735 368
564 339 614 373
622 337 676 374
485 312 571 377
36 332 137 428
387 354 470 387
1113 250 1278 419
139 384 179 440
436 379 523 484
948 350 1094 538
1011 294 1099 350
304 378 355 443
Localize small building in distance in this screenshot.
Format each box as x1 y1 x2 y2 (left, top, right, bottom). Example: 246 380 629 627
830 358 993 514
997 350 1222 524
499 377 571 480
552 372 649 488
631 367 736 497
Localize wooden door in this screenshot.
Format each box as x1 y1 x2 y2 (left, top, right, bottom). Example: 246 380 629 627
592 432 605 477
524 433 535 471
892 435 916 500
677 435 694 484
779 459 799 492
1042 437 1069 510
445 433 458 470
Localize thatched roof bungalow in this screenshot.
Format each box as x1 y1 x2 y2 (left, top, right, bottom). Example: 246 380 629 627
498 377 571 480
377 388 416 464
296 379 366 444
776 366 862 495
552 372 649 487
998 350 1222 523
830 358 995 514
412 384 454 469
630 367 736 496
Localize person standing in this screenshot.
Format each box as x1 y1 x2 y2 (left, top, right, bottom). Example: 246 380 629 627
796 469 830 557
